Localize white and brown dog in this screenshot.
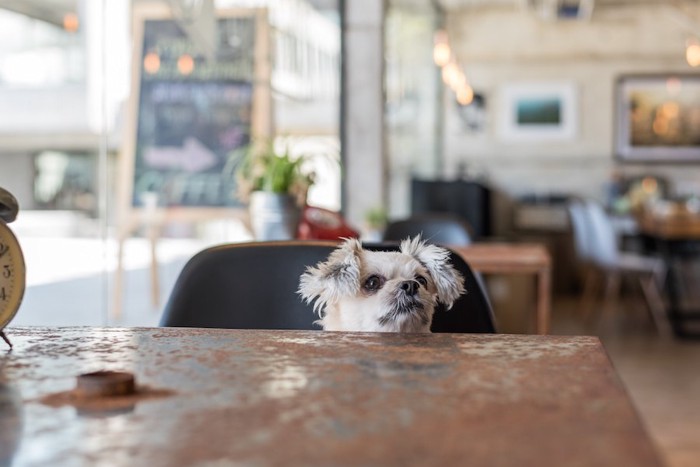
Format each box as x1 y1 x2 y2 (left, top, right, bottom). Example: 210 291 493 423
298 237 465 332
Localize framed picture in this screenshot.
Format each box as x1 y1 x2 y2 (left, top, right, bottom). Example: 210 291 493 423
616 75 700 162
499 82 577 141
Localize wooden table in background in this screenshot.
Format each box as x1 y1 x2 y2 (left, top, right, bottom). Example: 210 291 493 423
637 210 700 337
1 327 661 466
451 243 552 334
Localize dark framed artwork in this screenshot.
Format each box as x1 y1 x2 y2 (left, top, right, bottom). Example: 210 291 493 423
616 75 700 162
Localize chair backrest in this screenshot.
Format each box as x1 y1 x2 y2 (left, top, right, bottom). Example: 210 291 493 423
567 199 594 263
582 200 620 266
383 214 473 246
568 199 619 268
159 240 495 333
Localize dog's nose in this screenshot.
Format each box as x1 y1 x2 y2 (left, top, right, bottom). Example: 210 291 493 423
400 280 418 296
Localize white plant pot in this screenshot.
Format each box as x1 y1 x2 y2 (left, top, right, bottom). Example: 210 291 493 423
249 191 301 241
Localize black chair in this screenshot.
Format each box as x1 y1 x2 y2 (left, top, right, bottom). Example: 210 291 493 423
383 214 473 246
159 240 496 333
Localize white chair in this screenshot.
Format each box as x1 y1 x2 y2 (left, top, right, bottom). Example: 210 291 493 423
567 199 669 333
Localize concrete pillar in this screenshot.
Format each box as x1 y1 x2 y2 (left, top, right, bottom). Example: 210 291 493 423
342 0 386 231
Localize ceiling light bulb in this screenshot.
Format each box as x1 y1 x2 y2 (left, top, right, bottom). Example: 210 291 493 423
456 84 474 106
433 43 451 67
449 71 467 91
434 30 449 46
687 43 700 67
442 62 460 86
63 12 79 33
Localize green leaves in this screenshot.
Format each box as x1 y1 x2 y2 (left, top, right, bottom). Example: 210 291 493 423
259 149 303 193
231 139 315 205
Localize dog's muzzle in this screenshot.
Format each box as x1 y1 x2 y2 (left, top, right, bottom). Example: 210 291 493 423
394 281 424 315
379 284 430 328
400 280 419 296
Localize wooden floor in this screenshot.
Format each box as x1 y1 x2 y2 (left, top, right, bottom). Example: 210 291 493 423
547 294 700 467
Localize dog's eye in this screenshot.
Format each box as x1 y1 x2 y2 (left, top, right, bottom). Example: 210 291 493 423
363 275 383 292
416 275 428 287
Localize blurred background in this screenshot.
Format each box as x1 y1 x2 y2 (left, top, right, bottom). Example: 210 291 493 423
0 0 698 328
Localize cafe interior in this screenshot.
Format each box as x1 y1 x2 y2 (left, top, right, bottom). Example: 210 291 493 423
1 0 699 465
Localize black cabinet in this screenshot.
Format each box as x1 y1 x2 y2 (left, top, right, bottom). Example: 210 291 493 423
411 179 492 240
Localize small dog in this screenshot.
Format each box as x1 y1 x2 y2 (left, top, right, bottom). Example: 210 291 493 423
298 237 465 333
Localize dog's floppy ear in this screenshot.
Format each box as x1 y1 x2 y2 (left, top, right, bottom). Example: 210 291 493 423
400 236 465 309
298 238 362 315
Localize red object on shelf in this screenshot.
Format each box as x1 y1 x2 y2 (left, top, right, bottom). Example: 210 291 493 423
297 205 359 240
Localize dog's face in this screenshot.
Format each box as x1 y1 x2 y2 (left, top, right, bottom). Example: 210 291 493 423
298 237 465 333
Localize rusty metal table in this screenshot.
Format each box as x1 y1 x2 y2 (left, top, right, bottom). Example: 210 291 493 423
0 327 660 466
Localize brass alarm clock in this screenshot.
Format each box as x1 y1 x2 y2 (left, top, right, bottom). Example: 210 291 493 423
0 188 25 349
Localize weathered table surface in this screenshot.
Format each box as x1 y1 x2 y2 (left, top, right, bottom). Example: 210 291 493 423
0 327 661 466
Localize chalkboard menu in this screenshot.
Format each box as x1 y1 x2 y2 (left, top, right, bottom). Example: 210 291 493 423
130 14 258 208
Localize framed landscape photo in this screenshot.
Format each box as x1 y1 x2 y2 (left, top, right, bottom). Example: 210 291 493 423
616 75 700 162
499 82 578 142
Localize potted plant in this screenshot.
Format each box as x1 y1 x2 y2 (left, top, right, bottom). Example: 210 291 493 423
363 206 388 241
231 139 315 240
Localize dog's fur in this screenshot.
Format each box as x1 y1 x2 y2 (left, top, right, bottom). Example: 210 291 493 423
298 237 465 332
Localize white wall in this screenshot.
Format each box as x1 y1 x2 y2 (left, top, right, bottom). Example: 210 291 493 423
0 153 35 209
344 0 387 229
442 3 700 203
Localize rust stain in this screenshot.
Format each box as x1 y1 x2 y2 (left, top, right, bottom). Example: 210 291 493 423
36 385 174 414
